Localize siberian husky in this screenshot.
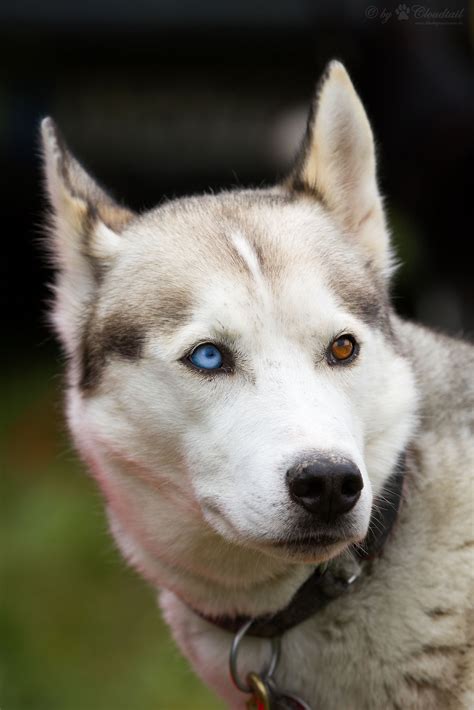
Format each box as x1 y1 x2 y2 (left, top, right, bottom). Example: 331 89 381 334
41 61 473 708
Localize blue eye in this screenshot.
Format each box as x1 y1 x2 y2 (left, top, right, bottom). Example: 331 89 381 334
189 343 224 371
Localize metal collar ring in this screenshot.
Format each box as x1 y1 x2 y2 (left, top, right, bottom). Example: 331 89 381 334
229 618 281 693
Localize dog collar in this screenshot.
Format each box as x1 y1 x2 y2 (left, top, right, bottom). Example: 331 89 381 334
194 454 406 639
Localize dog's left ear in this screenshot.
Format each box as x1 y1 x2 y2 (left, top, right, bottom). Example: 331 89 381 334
41 117 135 263
41 118 136 354
288 61 391 273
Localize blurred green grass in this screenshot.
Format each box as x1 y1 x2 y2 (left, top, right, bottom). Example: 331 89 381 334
0 359 225 710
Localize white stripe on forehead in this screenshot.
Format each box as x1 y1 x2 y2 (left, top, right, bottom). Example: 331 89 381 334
230 230 267 293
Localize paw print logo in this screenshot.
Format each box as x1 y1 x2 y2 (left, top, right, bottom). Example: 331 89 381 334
395 3 410 20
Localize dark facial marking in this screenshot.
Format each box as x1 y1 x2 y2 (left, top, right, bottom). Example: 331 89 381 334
79 285 192 392
80 316 144 392
331 271 392 333
343 289 383 325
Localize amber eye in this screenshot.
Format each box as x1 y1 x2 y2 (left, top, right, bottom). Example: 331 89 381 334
329 335 358 364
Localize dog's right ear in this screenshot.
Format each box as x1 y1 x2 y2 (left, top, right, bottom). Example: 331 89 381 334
287 61 391 275
41 118 135 351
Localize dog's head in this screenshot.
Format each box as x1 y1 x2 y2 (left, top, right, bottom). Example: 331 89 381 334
42 62 417 567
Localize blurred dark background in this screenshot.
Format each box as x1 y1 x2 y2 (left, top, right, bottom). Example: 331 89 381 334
1 2 472 709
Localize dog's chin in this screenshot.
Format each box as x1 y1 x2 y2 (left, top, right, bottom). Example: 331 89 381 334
255 536 352 564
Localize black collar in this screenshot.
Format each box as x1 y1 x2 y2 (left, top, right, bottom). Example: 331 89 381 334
194 454 406 638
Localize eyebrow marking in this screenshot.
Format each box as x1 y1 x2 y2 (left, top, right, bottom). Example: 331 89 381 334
79 315 145 392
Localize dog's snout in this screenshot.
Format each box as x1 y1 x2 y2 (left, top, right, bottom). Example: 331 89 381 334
287 456 363 522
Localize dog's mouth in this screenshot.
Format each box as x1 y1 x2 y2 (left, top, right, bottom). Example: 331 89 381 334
200 498 359 561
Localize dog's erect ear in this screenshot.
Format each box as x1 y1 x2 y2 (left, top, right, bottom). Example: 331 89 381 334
41 117 134 265
41 117 135 351
288 61 391 273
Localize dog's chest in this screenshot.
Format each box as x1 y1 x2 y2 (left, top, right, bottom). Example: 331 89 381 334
274 572 419 709
182 567 465 709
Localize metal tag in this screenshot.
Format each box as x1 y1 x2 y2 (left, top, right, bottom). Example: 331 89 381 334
246 672 271 710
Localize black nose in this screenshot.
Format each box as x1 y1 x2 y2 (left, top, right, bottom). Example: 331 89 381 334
287 455 363 522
